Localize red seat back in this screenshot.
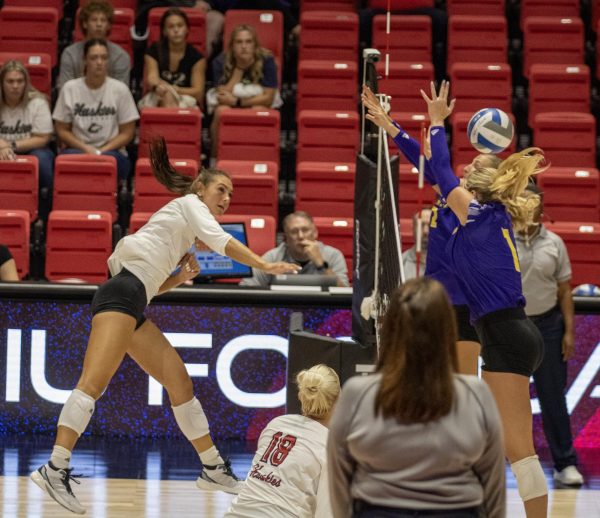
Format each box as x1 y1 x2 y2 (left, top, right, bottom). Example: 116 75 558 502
3 0 63 19
297 110 359 163
372 15 431 63
312 216 353 273
297 60 358 114
448 15 507 69
302 0 357 12
0 157 39 221
148 7 206 56
377 62 434 113
520 0 579 29
446 0 505 16
0 209 30 279
217 214 276 256
299 11 358 61
139 108 202 160
0 52 52 96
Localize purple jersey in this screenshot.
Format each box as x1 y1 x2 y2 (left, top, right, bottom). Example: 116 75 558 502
392 125 467 305
447 200 526 321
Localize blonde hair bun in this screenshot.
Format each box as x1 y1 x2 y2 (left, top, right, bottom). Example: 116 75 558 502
296 364 340 419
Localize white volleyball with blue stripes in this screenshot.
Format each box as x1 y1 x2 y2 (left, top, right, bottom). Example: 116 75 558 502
467 108 514 154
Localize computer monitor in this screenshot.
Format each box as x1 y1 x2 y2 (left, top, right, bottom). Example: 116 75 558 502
188 222 253 281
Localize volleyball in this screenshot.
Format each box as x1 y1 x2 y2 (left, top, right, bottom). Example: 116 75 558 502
467 108 514 154
572 284 600 297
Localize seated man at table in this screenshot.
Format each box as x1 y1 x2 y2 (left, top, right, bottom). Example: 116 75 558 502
240 211 349 288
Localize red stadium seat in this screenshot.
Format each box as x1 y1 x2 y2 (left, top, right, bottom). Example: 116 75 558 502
446 0 505 16
0 209 30 279
139 108 202 160
520 0 579 29
400 217 415 251
73 7 134 61
533 112 596 167
377 62 434 113
0 52 52 97
3 0 63 19
217 214 276 256
369 1 433 8
53 155 118 222
216 160 279 220
133 158 197 214
148 7 206 56
528 64 590 127
523 17 584 77
297 60 358 114
297 110 360 164
128 212 153 234
45 210 112 283
217 109 280 165
0 157 39 221
538 167 600 222
296 161 356 218
301 0 357 12
447 15 507 69
449 63 512 120
112 0 137 8
451 112 516 168
398 163 438 219
299 11 358 62
312 216 353 273
224 10 283 63
0 7 59 67
372 15 431 63
545 222 600 286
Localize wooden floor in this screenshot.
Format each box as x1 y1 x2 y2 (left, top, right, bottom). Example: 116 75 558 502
0 476 598 517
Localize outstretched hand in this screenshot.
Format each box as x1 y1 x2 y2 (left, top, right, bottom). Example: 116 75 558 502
262 262 302 275
420 80 456 127
361 85 398 136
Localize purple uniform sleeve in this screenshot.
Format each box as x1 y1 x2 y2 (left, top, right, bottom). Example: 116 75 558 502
391 121 437 186
428 126 460 199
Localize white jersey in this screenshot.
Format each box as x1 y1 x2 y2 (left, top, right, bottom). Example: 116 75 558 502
108 194 232 302
225 414 332 518
52 76 139 148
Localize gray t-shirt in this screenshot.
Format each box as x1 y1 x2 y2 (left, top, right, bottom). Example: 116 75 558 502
0 97 53 142
327 374 506 518
239 241 349 287
58 40 131 89
516 225 571 316
53 77 139 149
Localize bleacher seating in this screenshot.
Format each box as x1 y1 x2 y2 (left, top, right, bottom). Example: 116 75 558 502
139 108 202 160
446 0 505 16
447 15 507 68
372 15 432 63
538 168 600 222
301 0 357 13
312 216 353 273
545 222 600 286
0 157 39 221
223 10 283 65
215 160 279 220
297 60 358 113
296 161 356 218
0 209 30 279
3 0 63 20
400 217 415 250
217 214 277 256
299 11 358 61
398 164 438 219
217 109 280 165
377 62 434 113
0 52 52 97
45 210 112 283
520 0 580 29
148 7 206 56
53 155 118 222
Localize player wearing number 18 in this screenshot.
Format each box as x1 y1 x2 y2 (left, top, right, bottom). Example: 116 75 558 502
225 364 340 518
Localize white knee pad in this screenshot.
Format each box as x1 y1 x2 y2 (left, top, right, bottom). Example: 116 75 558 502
57 389 96 437
511 455 548 502
172 397 210 441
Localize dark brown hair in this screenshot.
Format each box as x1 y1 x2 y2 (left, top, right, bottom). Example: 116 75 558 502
79 0 114 38
149 138 231 196
157 8 190 71
375 278 458 423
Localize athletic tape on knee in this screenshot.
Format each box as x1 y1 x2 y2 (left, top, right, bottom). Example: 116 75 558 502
172 397 210 441
511 455 548 501
57 389 96 437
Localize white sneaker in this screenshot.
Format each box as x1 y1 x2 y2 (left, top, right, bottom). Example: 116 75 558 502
196 459 244 494
30 463 86 515
554 465 584 486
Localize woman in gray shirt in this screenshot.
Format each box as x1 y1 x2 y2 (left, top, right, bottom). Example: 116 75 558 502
327 278 506 517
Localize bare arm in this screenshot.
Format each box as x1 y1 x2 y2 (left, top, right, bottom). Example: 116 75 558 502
12 133 52 153
144 54 163 92
225 238 300 275
54 120 96 154
0 258 19 281
557 280 575 360
175 58 206 105
98 121 136 152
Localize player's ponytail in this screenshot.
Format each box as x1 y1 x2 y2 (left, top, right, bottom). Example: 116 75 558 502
150 138 232 196
296 364 340 419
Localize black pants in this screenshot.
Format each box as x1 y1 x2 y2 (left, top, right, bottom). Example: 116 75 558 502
530 306 578 471
352 500 478 517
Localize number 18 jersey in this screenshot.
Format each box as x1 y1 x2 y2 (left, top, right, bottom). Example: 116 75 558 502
225 414 332 518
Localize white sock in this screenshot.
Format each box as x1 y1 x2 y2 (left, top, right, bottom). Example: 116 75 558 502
199 446 223 467
50 445 72 470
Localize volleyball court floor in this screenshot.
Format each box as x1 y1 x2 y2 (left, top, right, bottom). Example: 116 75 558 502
0 434 598 517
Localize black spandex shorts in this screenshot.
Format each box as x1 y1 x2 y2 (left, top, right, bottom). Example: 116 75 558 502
91 268 147 329
474 307 544 377
453 304 479 342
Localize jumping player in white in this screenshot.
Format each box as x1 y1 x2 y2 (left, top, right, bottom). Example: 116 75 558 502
225 364 340 518
30 138 300 515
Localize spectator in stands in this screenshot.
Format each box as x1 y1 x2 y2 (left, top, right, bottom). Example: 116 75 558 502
516 184 585 487
240 211 349 288
140 8 206 109
327 278 506 518
207 24 282 159
53 39 139 186
58 0 131 89
0 244 19 281
0 60 54 220
402 208 431 279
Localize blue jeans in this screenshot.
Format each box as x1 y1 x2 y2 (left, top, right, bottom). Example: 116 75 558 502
530 307 578 471
18 147 55 220
61 148 131 182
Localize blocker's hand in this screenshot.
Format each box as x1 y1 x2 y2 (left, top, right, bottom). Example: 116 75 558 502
361 85 397 135
420 80 456 127
262 262 301 275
